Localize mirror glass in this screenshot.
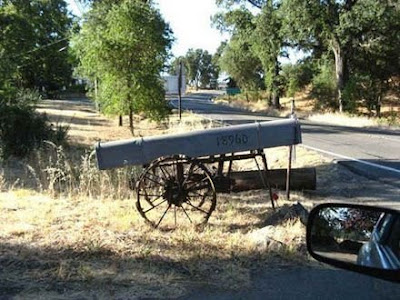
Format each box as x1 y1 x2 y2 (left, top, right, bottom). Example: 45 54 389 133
309 206 400 270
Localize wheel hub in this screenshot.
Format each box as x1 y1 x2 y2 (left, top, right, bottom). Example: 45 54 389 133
163 179 187 206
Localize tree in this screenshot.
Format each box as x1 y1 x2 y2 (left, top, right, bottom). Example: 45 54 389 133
215 2 285 107
211 41 227 84
281 0 400 113
170 49 219 89
0 0 73 95
73 0 173 133
214 8 264 94
343 1 400 116
185 49 203 89
252 2 284 108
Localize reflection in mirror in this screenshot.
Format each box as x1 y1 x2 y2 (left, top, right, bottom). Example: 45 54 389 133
309 206 400 270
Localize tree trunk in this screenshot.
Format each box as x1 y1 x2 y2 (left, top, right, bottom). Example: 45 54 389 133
129 106 134 135
376 95 382 118
332 42 348 113
119 115 123 126
272 57 280 109
127 78 134 135
94 78 99 111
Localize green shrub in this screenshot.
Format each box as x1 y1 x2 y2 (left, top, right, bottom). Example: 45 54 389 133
282 61 314 97
311 59 337 110
342 77 361 113
0 89 69 159
0 105 51 158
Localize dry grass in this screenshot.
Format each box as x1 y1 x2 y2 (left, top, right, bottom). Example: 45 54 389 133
215 90 399 128
308 112 379 128
0 98 333 298
308 112 399 128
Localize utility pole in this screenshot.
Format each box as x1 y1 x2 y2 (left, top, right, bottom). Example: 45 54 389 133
178 60 182 121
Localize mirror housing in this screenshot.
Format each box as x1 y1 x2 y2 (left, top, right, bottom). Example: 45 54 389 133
307 203 400 282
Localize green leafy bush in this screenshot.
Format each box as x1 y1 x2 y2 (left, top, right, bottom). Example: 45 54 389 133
311 59 337 110
282 61 314 97
0 105 51 158
342 77 361 113
0 89 68 159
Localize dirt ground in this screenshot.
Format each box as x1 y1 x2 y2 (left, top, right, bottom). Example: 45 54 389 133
1 97 399 299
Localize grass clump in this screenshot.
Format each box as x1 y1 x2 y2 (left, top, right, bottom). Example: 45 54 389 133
0 98 319 298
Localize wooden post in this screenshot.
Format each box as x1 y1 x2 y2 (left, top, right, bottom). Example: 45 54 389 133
291 99 295 115
286 145 293 200
287 98 296 200
178 61 182 121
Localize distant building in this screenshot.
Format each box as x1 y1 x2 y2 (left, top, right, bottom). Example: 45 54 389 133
163 75 186 95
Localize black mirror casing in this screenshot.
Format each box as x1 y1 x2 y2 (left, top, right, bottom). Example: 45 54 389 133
307 203 400 283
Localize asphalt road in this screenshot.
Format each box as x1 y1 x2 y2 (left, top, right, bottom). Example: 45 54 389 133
170 92 400 299
184 266 400 300
170 93 400 188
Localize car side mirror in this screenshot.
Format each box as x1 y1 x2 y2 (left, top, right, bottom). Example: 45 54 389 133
306 203 400 282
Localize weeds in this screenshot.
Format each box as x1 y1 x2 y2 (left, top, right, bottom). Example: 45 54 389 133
0 99 322 298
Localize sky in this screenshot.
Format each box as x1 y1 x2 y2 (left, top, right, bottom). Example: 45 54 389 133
67 0 229 57
66 0 303 63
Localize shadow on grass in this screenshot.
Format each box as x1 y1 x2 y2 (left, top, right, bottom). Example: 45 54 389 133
2 158 400 297
0 237 291 299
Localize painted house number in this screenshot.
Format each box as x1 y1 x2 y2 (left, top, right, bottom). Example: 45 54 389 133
216 134 249 147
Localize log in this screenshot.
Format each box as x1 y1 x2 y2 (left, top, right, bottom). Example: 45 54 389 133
228 168 316 192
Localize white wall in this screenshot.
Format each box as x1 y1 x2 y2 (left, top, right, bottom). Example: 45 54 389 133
163 76 186 95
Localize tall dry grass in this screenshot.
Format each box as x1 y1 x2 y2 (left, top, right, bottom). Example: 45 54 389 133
0 102 322 298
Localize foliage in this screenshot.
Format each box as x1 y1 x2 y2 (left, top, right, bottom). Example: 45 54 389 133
0 89 68 159
281 61 313 97
251 2 285 107
344 0 400 116
281 0 400 112
214 2 287 108
173 48 220 89
215 8 264 92
72 0 172 127
311 58 337 110
0 0 74 95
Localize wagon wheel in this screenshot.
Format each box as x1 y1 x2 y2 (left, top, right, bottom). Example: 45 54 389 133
136 156 216 230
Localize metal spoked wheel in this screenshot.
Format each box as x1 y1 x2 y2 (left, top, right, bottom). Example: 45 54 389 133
136 156 217 230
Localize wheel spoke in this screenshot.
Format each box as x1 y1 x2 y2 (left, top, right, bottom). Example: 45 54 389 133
145 194 163 206
185 198 209 215
182 164 195 186
143 199 168 213
180 205 192 223
138 193 163 197
174 205 177 227
186 182 210 192
159 165 170 180
143 175 162 185
155 204 171 228
148 172 164 182
188 190 206 198
141 189 157 207
136 157 216 229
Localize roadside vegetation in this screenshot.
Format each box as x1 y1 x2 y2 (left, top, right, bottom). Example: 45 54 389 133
1 98 321 298
3 96 398 298
212 0 399 117
214 89 400 128
0 1 399 297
